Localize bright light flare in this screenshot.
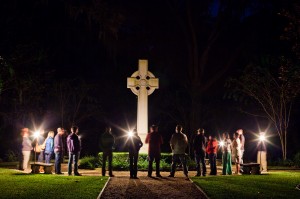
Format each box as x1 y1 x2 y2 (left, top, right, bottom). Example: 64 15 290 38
33 131 40 138
128 131 134 137
219 141 225 147
259 134 266 142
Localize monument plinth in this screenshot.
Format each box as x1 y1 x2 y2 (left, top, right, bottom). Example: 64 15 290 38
127 59 159 153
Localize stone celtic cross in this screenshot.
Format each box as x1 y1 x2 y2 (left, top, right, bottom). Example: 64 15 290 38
127 59 159 153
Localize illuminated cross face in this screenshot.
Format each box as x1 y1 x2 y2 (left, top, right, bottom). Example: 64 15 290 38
127 60 159 153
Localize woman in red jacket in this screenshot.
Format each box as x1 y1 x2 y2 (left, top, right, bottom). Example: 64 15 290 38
206 135 218 175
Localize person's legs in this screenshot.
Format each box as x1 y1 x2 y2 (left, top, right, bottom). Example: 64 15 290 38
170 154 178 176
148 155 154 176
129 152 134 177
200 153 206 176
240 150 244 171
102 152 107 176
208 154 213 175
195 153 201 176
179 154 188 176
22 151 31 170
257 151 262 171
212 153 217 175
222 152 227 175
68 152 73 175
133 154 138 177
155 155 161 176
74 153 79 175
108 151 113 176
38 151 44 162
55 152 62 173
226 153 232 175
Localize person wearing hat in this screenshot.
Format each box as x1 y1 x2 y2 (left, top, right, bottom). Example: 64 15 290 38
193 128 207 176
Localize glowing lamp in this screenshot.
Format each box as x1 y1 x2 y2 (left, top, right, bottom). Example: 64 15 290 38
128 131 134 137
259 134 266 142
33 131 40 138
219 141 225 147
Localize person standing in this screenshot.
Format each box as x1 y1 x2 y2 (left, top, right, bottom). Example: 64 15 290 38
44 131 54 164
232 132 242 175
257 132 267 173
206 135 218 175
37 130 46 162
222 132 232 175
237 129 245 172
54 127 65 174
145 125 163 177
67 126 82 176
19 128 32 171
168 125 189 179
127 129 143 179
100 127 115 177
193 128 207 177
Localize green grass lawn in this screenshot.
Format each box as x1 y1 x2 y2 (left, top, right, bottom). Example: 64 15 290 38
0 168 108 199
192 171 300 199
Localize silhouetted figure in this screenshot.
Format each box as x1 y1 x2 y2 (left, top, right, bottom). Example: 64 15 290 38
222 132 232 175
67 126 82 176
19 128 32 171
206 135 218 175
145 125 163 177
54 127 65 174
44 131 54 164
100 127 115 177
127 129 143 179
169 125 189 179
193 128 207 176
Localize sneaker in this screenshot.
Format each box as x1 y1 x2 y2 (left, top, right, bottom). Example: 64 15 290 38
156 174 162 177
168 174 174 177
133 176 139 179
109 174 115 177
74 173 82 176
147 174 152 177
194 174 200 177
56 172 64 175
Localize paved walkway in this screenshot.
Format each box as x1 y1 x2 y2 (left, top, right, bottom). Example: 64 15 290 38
99 171 208 199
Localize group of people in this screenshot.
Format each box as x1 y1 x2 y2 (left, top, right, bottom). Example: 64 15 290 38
99 124 189 179
19 126 82 176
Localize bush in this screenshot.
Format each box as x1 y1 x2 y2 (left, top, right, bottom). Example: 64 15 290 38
98 152 198 171
78 156 99 170
268 158 294 167
294 152 300 168
4 150 18 162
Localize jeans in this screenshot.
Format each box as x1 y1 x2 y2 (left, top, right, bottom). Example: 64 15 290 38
148 154 161 176
209 153 217 175
68 152 79 175
45 152 52 164
102 150 113 176
38 151 44 162
129 152 138 177
170 154 188 176
222 152 232 175
195 151 206 176
55 151 63 173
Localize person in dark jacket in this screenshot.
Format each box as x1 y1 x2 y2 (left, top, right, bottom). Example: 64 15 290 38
44 131 54 164
67 126 81 176
54 127 65 174
100 127 115 177
193 128 207 176
145 125 163 177
127 129 143 179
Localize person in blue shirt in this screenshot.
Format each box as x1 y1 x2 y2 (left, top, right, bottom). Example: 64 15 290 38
44 131 54 164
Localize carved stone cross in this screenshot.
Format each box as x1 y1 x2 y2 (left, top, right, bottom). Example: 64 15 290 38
127 59 159 153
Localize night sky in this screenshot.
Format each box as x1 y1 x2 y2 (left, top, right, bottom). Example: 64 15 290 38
0 0 299 160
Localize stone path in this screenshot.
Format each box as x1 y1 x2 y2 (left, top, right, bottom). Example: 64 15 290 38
99 171 208 199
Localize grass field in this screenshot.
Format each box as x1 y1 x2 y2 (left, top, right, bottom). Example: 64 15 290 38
192 171 300 199
0 168 108 199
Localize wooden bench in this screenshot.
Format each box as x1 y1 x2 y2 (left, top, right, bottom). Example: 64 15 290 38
241 163 260 175
30 162 53 174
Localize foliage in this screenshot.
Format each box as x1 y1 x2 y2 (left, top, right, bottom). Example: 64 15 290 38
192 171 300 199
268 158 294 167
98 152 197 171
0 168 108 199
226 56 300 160
4 150 18 162
294 152 300 168
78 156 99 170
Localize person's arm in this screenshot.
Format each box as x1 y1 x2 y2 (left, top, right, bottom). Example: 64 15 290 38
145 133 150 144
